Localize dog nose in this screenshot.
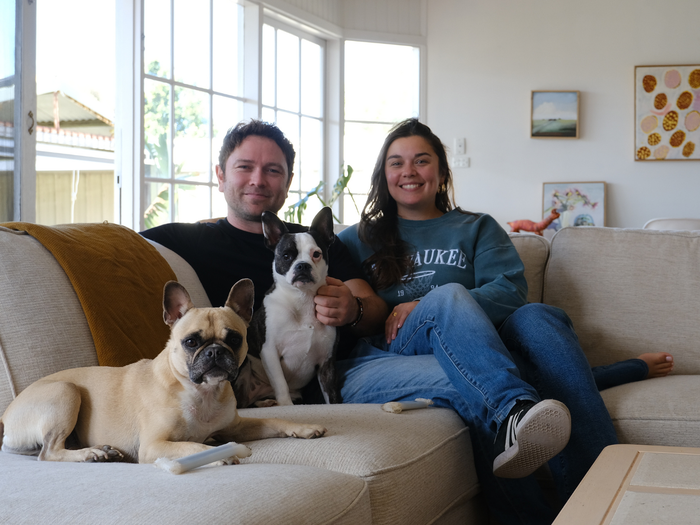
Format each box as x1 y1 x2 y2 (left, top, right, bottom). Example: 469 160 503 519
294 261 312 273
205 345 224 359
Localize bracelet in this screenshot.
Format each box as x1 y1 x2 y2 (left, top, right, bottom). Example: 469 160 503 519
349 296 364 327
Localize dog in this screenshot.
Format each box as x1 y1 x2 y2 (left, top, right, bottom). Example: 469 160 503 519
0 279 326 464
234 207 341 408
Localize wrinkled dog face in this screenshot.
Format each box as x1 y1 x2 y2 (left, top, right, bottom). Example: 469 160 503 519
173 311 248 385
163 279 254 387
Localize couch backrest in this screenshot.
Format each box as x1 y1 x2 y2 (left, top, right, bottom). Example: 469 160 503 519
509 233 550 304
0 229 210 413
544 227 700 373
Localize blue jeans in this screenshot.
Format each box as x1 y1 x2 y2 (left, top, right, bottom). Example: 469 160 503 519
592 359 648 391
337 284 618 525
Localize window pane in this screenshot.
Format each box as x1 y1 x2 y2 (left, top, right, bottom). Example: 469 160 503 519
174 183 209 223
36 0 116 225
173 86 210 183
345 41 419 122
0 0 15 222
144 79 171 179
343 121 391 194
144 181 170 228
212 186 227 219
262 106 275 124
174 0 210 88
276 111 299 184
262 24 275 106
276 30 299 112
301 40 321 118
212 95 243 173
300 116 321 191
213 0 243 95
144 0 171 78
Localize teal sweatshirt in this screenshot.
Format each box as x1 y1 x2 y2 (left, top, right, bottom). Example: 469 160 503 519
337 210 528 328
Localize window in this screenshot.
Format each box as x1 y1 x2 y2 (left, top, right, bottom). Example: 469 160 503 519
0 0 14 222
261 21 324 224
343 41 421 225
142 0 244 227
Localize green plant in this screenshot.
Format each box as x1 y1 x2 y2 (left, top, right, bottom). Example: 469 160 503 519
284 165 360 224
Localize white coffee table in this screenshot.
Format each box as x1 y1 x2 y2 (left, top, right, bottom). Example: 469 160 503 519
553 444 700 524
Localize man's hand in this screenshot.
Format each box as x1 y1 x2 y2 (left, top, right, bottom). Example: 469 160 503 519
314 276 359 326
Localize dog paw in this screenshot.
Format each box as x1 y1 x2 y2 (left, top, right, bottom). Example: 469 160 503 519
88 445 124 462
291 425 327 439
213 456 241 466
254 399 278 407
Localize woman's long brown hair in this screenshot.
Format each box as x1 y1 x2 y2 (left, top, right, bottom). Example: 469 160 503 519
358 118 456 290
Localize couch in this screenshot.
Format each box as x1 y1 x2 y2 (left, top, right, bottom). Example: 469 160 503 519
1 224 699 524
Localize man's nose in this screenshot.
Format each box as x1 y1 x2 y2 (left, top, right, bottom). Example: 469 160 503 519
248 167 266 186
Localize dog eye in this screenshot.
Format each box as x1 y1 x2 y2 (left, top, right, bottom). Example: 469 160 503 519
283 253 292 261
184 338 198 348
312 250 322 260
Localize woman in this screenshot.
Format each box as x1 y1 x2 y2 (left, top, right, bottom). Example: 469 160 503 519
336 118 619 524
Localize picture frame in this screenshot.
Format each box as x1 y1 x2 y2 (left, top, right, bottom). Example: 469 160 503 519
634 65 700 161
531 91 580 139
542 182 606 233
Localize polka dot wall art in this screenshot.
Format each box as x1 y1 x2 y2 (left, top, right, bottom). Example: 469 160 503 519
635 65 700 161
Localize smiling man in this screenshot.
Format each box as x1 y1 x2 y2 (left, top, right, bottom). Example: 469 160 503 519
141 120 386 334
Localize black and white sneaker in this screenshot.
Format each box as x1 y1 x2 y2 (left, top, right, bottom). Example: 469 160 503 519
492 399 571 479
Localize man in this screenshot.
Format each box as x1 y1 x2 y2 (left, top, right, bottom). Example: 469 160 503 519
141 119 387 337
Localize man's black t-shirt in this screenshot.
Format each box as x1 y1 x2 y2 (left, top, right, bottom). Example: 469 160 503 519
141 219 363 310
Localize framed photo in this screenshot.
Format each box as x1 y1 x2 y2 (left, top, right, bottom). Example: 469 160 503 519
542 182 606 232
635 65 700 161
531 91 580 139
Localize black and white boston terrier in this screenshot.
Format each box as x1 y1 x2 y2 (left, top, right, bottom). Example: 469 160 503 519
234 207 341 407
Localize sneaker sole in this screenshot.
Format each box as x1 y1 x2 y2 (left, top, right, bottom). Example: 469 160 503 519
492 399 571 479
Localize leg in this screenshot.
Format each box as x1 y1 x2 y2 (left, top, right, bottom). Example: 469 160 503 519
2 381 123 462
499 303 619 502
338 342 558 525
591 359 648 391
385 283 540 432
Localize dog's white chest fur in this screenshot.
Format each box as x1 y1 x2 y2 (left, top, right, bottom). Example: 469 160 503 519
263 289 336 391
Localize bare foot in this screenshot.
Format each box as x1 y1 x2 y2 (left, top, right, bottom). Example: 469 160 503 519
638 352 674 379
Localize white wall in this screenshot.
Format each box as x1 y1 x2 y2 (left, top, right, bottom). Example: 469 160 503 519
426 0 700 230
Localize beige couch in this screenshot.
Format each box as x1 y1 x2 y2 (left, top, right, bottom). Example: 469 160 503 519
1 224 699 524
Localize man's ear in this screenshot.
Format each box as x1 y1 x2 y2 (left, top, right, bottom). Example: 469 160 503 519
215 164 226 191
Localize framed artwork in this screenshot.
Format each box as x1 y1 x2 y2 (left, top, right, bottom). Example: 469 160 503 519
531 91 580 139
542 182 606 232
635 65 700 161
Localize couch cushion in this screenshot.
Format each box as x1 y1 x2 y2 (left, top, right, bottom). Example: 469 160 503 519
146 239 212 308
238 404 481 525
543 227 700 372
0 228 98 413
509 233 550 304
0 452 371 525
601 375 700 448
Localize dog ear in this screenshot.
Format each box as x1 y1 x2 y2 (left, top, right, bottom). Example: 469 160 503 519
261 211 288 250
311 206 335 247
226 278 254 325
163 281 195 326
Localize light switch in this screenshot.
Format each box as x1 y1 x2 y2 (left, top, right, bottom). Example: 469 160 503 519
453 138 466 155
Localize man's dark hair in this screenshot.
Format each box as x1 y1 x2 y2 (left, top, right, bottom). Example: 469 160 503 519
218 120 296 180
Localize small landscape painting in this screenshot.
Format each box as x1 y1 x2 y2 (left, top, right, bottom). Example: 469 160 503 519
531 91 580 139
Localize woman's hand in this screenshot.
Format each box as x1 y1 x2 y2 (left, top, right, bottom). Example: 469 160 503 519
385 301 419 343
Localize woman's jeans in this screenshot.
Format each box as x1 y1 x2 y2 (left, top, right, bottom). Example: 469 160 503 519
337 283 618 525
